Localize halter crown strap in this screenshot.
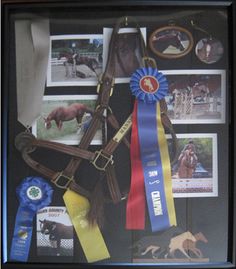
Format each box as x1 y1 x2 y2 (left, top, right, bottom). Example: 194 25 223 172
15 17 178 222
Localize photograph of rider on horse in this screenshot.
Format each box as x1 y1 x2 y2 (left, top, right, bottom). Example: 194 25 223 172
164 71 225 123
169 134 217 196
48 35 103 86
177 139 198 179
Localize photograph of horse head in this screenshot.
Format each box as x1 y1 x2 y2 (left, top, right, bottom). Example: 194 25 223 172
168 133 218 198
37 207 73 257
32 95 102 145
195 38 224 64
163 70 226 124
47 35 103 86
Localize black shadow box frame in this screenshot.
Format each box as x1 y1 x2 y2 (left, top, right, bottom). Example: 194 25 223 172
1 0 236 268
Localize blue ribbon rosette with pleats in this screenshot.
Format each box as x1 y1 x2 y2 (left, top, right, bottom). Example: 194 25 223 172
130 67 168 103
10 177 53 261
126 67 176 232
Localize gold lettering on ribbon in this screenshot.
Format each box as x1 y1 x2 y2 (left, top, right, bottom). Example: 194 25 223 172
113 115 132 143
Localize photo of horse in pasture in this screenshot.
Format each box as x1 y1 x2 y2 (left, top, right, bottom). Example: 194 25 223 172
168 134 218 197
32 95 102 145
37 207 73 257
47 35 103 86
164 70 225 124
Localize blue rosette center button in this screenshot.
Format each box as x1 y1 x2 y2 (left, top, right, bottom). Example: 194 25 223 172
140 76 159 94
26 186 42 200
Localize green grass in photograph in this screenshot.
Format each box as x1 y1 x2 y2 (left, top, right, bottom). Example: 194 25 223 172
37 99 96 141
177 138 213 169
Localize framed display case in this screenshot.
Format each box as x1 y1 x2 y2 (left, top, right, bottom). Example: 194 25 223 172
1 0 236 268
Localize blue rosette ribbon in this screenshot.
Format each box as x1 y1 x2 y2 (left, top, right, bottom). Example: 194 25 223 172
127 67 176 232
130 67 168 103
10 177 53 261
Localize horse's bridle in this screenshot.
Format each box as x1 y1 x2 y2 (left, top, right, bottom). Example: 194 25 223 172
15 16 178 225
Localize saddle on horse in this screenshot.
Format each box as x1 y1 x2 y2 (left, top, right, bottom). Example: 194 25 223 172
15 16 178 227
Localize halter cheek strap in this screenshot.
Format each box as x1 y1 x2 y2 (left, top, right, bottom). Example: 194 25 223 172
15 16 178 225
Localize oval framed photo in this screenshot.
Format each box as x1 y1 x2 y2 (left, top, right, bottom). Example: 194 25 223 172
149 26 194 59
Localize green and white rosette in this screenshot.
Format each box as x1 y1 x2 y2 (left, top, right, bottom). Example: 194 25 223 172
10 177 53 262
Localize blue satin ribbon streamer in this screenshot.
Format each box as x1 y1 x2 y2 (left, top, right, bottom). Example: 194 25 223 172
137 101 170 232
10 177 53 261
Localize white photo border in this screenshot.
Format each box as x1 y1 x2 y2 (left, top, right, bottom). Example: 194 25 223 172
167 133 218 198
47 34 103 87
32 95 101 145
163 69 226 124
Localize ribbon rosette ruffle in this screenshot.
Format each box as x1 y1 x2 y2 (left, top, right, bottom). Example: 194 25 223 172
10 177 53 262
130 67 168 103
126 66 176 232
17 176 53 211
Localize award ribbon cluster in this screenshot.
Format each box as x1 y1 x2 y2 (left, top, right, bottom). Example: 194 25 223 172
126 67 176 232
10 177 53 262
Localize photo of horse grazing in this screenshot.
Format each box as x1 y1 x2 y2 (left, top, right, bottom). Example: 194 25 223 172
39 219 73 256
178 149 198 178
44 103 94 130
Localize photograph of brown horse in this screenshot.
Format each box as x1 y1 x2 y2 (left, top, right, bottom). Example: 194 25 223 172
43 103 94 130
178 149 198 178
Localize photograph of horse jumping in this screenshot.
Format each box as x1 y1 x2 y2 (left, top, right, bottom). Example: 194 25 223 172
165 71 225 123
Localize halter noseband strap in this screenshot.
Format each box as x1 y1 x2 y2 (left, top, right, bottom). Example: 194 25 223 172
15 16 178 225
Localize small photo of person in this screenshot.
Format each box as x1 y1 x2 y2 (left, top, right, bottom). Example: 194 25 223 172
168 133 218 198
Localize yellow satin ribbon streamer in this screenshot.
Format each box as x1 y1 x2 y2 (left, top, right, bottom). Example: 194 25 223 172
156 103 177 226
63 190 110 262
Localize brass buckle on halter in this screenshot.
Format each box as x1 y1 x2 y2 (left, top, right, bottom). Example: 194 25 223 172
97 76 115 96
142 57 157 68
53 172 74 189
91 150 114 171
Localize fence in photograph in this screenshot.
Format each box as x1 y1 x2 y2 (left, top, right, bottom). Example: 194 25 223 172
173 93 194 119
51 52 101 66
37 231 73 256
51 58 65 65
173 93 221 119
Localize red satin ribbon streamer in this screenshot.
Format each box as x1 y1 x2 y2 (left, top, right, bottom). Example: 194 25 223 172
126 100 145 230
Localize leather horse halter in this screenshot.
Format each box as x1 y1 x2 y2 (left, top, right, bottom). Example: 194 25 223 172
15 16 178 225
